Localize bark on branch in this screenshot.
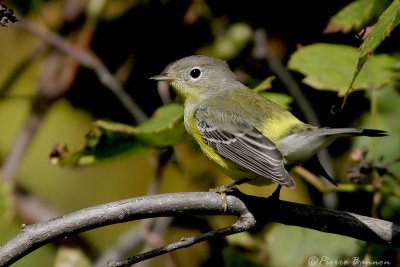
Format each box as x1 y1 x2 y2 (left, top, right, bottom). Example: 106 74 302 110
0 191 398 266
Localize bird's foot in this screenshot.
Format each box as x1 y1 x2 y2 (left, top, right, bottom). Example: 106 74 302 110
210 178 250 213
209 184 236 213
209 183 238 194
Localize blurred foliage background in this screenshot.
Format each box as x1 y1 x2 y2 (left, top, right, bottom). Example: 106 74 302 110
0 0 400 266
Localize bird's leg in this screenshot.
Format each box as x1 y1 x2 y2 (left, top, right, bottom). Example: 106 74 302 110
269 184 282 202
210 178 251 212
210 177 251 193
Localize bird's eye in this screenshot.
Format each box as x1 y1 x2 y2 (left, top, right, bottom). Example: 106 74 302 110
189 68 202 79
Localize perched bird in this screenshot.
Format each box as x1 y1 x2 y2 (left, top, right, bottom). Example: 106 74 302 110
151 55 386 193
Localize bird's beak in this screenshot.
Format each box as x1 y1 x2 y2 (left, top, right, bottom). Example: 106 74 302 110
150 72 176 82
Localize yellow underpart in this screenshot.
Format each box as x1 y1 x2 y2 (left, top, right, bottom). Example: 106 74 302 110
182 88 306 185
185 114 246 180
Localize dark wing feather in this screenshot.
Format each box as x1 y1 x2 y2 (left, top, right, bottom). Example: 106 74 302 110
195 109 295 188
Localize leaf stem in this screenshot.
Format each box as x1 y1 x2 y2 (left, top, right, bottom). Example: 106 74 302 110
370 86 378 160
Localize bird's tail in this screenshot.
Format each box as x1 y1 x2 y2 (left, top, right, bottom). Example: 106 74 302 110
321 128 387 137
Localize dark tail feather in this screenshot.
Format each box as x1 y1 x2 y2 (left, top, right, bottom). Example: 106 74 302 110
355 129 388 137
321 128 387 137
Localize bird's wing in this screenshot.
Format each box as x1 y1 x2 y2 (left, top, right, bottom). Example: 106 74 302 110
195 108 295 188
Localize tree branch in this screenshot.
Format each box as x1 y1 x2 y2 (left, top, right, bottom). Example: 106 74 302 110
108 211 255 267
13 18 148 123
0 191 398 266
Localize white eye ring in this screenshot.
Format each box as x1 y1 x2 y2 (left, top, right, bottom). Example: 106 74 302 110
189 67 202 80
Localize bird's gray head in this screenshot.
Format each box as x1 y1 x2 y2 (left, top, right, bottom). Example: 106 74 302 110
151 55 243 102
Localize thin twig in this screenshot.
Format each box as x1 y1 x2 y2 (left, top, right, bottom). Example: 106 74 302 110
135 218 175 267
252 29 319 125
2 6 95 190
138 148 176 267
14 189 62 224
2 109 44 187
12 18 148 123
94 218 174 267
3 7 96 219
108 211 255 267
157 81 172 105
2 47 79 190
94 148 174 267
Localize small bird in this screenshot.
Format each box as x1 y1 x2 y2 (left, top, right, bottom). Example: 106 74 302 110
151 55 386 194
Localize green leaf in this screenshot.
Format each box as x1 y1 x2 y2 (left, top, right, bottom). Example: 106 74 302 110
51 104 189 167
198 22 253 59
287 43 398 96
222 246 261 267
265 224 360 267
324 0 391 33
253 76 276 93
133 103 189 146
252 76 293 108
261 92 293 109
359 0 400 59
346 0 400 95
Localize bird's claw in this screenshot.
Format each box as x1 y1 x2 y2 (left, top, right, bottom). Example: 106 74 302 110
209 184 237 213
